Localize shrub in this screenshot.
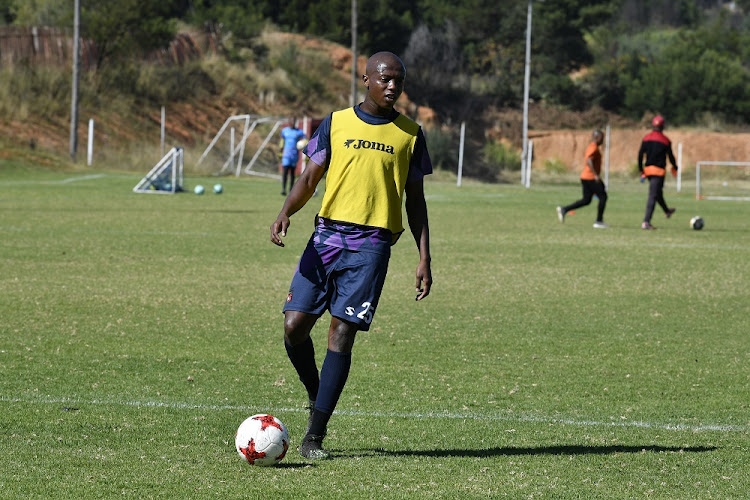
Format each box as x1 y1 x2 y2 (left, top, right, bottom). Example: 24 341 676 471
423 127 457 171
483 139 521 171
544 157 568 175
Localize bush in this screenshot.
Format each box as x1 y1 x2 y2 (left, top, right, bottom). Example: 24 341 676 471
544 157 568 175
482 140 521 171
423 127 457 171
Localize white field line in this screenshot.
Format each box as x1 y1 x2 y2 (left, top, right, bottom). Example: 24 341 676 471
1 395 746 433
0 174 108 185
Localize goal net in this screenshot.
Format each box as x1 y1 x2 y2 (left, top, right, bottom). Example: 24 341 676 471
196 115 285 178
695 161 750 201
133 147 184 194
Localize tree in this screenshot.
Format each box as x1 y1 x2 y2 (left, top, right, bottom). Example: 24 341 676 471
403 22 462 105
80 0 178 68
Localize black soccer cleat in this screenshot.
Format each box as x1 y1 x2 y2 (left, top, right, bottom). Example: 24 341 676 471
299 433 331 460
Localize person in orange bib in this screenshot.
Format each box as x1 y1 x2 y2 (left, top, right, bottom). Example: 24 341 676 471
556 129 608 228
638 115 678 230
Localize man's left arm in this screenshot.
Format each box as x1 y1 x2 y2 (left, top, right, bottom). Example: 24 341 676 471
667 145 678 176
405 179 432 301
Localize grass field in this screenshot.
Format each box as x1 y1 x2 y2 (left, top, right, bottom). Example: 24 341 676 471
1 162 748 499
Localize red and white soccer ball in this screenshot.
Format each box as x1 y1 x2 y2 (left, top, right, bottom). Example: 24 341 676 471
235 414 289 466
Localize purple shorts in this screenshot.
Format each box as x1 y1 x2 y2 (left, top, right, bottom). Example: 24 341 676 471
283 235 390 331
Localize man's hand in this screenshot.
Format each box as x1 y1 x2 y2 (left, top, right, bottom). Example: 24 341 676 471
415 260 432 301
671 167 678 178
270 214 290 247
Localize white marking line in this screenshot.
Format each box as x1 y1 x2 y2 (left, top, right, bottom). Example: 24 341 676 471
56 174 107 184
0 174 107 186
2 396 746 433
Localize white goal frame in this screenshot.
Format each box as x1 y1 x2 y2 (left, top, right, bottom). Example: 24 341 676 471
695 161 750 201
197 114 285 178
133 147 184 194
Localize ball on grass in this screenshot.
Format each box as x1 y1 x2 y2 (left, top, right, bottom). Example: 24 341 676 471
690 216 704 230
194 184 205 195
213 183 223 194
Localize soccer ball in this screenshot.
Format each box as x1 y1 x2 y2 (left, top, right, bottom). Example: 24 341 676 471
194 184 205 195
690 216 704 230
296 138 308 151
213 183 223 194
235 414 289 466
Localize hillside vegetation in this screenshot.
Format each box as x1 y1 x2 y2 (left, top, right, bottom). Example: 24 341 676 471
1 0 749 180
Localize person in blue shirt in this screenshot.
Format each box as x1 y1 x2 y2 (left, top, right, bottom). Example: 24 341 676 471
279 119 307 195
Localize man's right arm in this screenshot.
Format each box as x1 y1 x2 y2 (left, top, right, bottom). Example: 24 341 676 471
270 161 326 247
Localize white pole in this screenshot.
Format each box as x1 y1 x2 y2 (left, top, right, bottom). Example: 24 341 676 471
696 161 701 199
160 106 166 156
301 116 310 173
350 0 358 107
677 142 683 192
69 0 80 161
457 121 465 187
230 127 235 171
87 118 94 166
520 0 532 186
525 139 533 188
604 125 611 188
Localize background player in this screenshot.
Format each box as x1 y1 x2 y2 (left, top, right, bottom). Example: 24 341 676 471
556 129 609 229
638 115 678 230
279 118 307 195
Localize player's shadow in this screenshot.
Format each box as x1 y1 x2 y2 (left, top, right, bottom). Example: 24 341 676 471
343 444 716 459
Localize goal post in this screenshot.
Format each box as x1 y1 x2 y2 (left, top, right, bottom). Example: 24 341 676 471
695 161 750 201
197 114 286 178
133 146 184 194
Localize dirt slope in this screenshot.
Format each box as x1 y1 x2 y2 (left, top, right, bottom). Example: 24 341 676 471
530 128 750 173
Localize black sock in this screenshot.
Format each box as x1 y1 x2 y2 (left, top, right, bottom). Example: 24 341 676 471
284 337 319 402
308 409 331 437
309 349 351 435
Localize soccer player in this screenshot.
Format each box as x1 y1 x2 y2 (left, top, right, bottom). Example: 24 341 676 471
279 118 307 195
269 51 433 460
638 115 678 230
556 129 609 228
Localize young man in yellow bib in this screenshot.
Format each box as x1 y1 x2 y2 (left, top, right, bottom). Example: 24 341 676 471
270 51 433 460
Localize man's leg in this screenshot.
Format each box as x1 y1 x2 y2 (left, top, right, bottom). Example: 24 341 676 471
643 176 662 224
301 316 358 459
560 181 594 217
281 167 290 194
655 185 670 213
594 181 608 222
284 311 321 411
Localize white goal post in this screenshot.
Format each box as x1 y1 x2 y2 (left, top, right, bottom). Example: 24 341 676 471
197 114 285 178
695 161 750 201
133 147 184 194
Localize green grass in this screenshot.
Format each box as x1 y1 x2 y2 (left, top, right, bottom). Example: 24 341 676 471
1 163 748 499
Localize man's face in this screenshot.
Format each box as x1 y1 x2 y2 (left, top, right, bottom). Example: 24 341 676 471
364 60 405 109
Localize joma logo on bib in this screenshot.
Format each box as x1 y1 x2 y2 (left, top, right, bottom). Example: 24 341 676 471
344 138 395 154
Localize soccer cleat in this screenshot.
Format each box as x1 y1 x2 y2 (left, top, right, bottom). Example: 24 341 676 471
556 206 565 223
299 433 331 460
593 221 609 229
666 208 676 218
641 222 656 230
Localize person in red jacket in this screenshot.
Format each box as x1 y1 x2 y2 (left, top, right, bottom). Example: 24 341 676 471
638 115 678 230
556 129 608 228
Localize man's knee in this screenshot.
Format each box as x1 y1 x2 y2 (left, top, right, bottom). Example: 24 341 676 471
284 311 318 345
328 318 358 353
